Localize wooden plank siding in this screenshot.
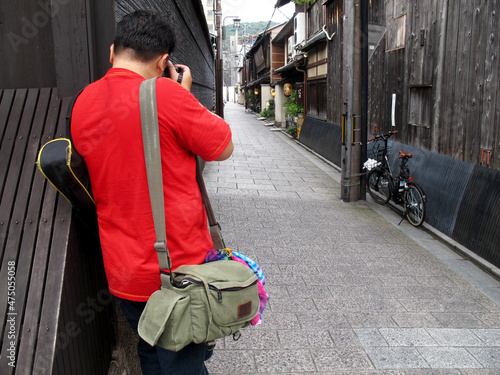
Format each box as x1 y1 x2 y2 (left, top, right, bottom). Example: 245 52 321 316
407 0 438 150
326 0 345 125
51 0 91 97
271 44 285 83
0 2 57 89
438 0 460 156
115 0 216 110
0 1 114 97
367 0 500 170
481 0 500 168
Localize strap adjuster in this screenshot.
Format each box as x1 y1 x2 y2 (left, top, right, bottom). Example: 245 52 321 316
154 241 172 275
154 241 167 252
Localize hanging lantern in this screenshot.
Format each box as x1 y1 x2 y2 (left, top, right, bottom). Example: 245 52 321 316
284 83 292 97
271 88 276 97
254 87 259 95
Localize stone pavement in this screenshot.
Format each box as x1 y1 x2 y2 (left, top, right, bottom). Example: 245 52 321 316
203 102 500 375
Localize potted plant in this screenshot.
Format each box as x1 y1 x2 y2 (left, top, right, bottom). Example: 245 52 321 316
283 90 304 120
286 124 299 138
260 99 275 120
283 90 304 133
244 92 255 111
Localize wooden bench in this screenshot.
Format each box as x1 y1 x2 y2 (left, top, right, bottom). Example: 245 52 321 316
0 88 113 375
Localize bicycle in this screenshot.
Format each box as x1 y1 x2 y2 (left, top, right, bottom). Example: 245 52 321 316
365 130 427 227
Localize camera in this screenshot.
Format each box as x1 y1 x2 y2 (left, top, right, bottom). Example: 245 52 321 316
163 66 182 78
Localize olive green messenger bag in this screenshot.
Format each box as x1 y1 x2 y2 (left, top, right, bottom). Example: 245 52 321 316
137 77 260 352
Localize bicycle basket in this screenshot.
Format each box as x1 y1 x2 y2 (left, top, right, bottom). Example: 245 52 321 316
368 142 390 163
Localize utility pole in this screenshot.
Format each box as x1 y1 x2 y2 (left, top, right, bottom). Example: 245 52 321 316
341 0 367 202
360 0 368 199
215 0 224 118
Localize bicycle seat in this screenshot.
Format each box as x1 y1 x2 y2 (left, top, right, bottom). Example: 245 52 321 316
398 150 413 158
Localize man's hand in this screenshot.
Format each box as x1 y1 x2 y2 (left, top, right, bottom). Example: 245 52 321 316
166 60 192 92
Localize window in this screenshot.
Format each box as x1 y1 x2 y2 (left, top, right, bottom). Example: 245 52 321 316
386 14 406 51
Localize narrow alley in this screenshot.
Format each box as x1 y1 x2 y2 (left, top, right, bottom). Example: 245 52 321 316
204 102 500 374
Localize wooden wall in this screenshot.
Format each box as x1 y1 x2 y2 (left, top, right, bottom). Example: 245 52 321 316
0 0 114 97
301 0 500 266
326 0 345 125
0 0 214 106
271 44 285 83
368 0 500 170
115 0 215 109
0 1 57 89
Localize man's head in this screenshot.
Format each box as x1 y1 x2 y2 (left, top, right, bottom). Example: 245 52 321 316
113 10 176 63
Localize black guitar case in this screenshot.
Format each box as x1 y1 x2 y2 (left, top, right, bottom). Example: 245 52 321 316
36 89 97 224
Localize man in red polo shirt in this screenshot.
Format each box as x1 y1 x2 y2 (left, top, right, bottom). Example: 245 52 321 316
71 10 233 375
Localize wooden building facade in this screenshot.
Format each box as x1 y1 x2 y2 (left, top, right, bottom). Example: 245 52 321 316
367 0 500 169
239 24 284 112
294 0 500 170
0 1 215 373
273 0 500 268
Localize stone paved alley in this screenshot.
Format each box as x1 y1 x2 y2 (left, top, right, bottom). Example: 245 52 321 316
203 102 500 375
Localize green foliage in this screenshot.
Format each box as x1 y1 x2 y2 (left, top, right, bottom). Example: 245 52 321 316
283 90 304 118
245 92 258 111
286 125 299 137
291 0 316 5
244 92 255 103
260 99 275 120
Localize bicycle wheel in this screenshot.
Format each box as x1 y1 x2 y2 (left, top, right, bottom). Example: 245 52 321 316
367 169 391 204
404 184 426 227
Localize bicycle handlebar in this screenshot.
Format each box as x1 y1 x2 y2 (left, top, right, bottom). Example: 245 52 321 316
368 130 398 142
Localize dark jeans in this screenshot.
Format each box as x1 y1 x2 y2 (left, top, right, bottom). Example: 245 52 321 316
115 297 212 375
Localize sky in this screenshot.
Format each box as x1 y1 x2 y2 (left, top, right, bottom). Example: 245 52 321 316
221 0 295 24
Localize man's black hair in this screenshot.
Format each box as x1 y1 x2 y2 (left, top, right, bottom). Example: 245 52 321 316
114 10 176 62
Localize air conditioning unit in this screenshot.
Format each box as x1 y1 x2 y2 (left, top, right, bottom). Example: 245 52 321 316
294 12 306 47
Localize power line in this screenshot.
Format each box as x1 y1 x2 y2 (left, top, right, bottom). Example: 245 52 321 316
276 5 291 21
262 7 277 36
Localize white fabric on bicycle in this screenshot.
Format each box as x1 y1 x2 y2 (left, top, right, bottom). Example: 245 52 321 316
364 159 381 171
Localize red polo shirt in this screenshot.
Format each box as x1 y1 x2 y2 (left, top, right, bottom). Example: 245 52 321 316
71 68 231 301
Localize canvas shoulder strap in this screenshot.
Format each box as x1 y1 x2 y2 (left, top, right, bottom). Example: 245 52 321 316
139 78 226 277
139 77 172 274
